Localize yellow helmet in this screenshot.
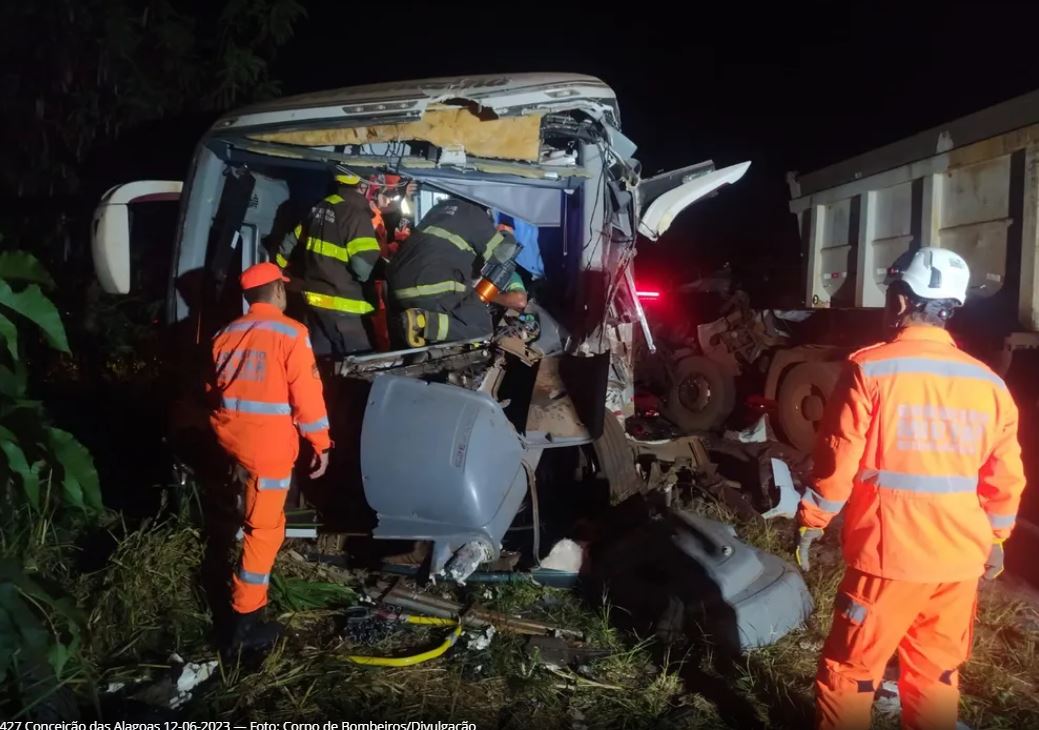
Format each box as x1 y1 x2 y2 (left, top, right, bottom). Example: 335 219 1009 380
334 170 361 185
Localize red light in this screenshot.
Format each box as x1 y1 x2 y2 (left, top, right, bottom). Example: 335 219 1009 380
636 290 662 301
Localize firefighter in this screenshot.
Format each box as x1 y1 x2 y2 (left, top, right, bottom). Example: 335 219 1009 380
210 262 332 654
275 168 381 357
795 247 1026 730
386 195 522 346
369 174 416 260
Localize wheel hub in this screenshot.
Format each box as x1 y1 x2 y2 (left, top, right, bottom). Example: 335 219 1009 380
802 394 825 422
678 375 712 412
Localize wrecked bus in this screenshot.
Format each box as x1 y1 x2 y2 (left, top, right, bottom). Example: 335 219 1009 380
91 74 751 580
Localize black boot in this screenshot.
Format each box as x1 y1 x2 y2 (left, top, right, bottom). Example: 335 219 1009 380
222 608 284 661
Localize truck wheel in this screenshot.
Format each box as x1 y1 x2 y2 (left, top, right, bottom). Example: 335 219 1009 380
776 361 841 453
662 356 736 432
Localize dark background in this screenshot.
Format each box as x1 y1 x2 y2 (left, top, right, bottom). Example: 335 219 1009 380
103 1 1039 307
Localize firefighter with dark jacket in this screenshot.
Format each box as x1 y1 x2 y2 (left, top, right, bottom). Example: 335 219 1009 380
386 196 525 346
275 169 381 356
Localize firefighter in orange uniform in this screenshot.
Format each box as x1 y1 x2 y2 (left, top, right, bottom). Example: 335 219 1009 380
210 262 332 654
796 247 1026 730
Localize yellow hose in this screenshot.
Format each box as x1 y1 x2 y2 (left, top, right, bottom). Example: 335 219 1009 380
345 621 462 667
402 615 458 626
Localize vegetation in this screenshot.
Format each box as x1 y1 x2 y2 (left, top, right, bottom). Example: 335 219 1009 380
1 0 307 198
22 496 1029 727
0 252 103 717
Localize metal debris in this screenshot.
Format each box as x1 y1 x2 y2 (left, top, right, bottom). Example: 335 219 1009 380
525 635 610 669
465 625 496 651
761 458 800 519
375 582 583 638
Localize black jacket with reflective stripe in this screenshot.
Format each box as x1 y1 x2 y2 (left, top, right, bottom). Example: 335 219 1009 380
293 187 380 314
386 198 519 306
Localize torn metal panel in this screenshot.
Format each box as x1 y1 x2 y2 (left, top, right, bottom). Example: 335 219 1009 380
638 161 752 240
524 355 591 442
761 458 801 520
216 73 620 132
590 510 813 651
631 434 712 468
227 139 589 181
250 108 545 163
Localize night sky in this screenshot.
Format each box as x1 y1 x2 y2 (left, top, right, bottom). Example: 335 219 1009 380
122 2 1039 306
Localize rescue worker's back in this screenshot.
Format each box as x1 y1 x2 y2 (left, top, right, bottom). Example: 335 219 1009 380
796 247 1027 730
211 301 330 475
801 326 1023 582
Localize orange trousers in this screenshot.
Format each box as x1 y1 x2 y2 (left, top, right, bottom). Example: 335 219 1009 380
230 464 293 614
816 568 977 730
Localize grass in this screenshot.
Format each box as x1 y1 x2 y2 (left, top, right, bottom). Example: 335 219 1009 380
74 504 1039 728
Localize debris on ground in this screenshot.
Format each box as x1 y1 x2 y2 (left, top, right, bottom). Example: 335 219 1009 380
444 540 494 584
123 654 218 710
465 625 496 651
588 508 812 651
375 581 584 638
525 635 610 669
874 679 901 718
762 457 801 519
172 658 218 709
539 538 584 573
73 507 1039 727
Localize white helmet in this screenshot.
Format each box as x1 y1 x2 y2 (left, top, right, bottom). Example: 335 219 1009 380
886 247 970 305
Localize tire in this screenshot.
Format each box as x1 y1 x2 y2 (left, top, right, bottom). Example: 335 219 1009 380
592 414 644 505
776 361 841 453
661 356 736 432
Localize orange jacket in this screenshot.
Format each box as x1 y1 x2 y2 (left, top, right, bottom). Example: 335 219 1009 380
210 303 331 474
797 325 1025 582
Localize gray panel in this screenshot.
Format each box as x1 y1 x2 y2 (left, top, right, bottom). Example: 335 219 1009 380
360 375 527 573
669 510 813 650
241 172 289 271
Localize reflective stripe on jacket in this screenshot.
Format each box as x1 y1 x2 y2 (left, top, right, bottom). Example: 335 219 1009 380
386 197 519 310
797 325 1025 582
276 188 379 316
210 303 331 471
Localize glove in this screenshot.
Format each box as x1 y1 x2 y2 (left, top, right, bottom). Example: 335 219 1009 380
796 526 824 572
984 541 1005 580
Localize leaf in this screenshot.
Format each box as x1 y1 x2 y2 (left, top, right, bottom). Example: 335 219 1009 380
0 281 69 353
0 425 39 509
46 640 72 678
0 602 17 675
0 361 27 398
45 428 102 513
0 312 17 363
0 252 56 290
16 576 85 631
0 584 49 657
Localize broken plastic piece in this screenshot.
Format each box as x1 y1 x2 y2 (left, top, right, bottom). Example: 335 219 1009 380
466 625 496 651
445 540 494 584
540 539 583 573
762 458 800 520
